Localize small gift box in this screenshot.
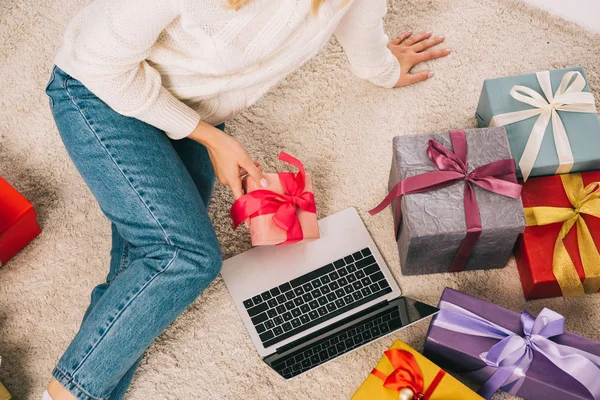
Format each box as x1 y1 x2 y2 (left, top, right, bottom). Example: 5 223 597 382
369 128 525 275
0 177 41 266
352 339 483 400
0 381 10 400
0 357 12 400
515 171 600 299
476 67 600 181
424 288 600 400
231 152 319 246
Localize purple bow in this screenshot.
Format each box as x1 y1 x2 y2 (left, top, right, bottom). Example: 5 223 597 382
369 130 522 272
433 301 600 399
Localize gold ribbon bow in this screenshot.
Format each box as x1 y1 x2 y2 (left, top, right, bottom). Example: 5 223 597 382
525 174 600 296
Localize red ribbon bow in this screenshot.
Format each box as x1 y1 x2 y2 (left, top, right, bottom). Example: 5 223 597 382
369 130 522 272
370 349 446 399
231 152 316 245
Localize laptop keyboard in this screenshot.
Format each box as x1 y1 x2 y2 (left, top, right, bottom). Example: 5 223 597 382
242 247 392 348
271 305 403 378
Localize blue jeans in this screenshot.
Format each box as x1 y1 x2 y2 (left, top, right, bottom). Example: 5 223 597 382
45 66 224 399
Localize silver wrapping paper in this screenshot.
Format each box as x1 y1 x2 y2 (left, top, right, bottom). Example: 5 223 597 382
388 127 525 276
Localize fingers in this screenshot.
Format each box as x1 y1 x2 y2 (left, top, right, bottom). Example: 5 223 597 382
416 48 452 62
230 177 244 200
403 31 432 47
241 157 267 188
411 34 445 52
240 161 263 177
396 70 434 87
390 31 412 45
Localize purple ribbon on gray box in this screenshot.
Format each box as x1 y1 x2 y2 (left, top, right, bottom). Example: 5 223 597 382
433 301 600 399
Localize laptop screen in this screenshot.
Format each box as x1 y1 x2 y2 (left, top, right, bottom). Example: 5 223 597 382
263 296 438 379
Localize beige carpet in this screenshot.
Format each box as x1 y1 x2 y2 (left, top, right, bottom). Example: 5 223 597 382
1 0 600 398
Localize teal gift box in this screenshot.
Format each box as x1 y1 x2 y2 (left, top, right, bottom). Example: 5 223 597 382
476 67 600 180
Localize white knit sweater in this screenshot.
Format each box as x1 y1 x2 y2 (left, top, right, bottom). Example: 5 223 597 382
55 0 400 139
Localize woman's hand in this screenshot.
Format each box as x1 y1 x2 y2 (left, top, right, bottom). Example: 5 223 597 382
188 121 266 200
388 31 451 87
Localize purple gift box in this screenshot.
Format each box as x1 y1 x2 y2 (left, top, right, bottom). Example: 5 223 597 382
424 288 600 400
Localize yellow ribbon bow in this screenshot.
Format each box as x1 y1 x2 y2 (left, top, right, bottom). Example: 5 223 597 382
525 174 600 296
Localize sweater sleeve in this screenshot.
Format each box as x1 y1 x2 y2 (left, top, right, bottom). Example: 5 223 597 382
334 0 400 88
62 0 199 139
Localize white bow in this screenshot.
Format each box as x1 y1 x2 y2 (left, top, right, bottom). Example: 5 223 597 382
490 70 597 181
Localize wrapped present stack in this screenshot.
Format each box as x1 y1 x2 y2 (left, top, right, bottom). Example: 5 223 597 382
0 177 41 267
351 66 600 400
476 66 600 300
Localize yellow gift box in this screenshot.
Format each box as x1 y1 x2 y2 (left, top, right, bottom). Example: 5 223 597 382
352 340 482 400
0 381 11 400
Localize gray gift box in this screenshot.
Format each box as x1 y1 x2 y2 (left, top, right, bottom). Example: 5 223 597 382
388 127 526 275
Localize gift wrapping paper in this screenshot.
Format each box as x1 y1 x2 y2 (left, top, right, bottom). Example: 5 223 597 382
387 127 525 275
476 67 600 180
244 172 319 245
231 152 319 246
424 288 600 400
352 339 483 400
0 381 10 400
515 171 600 299
0 177 41 266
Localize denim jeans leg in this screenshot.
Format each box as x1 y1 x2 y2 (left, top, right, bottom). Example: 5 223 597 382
46 67 222 399
108 129 224 400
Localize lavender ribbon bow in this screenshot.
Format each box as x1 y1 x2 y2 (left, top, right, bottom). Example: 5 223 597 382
433 301 600 399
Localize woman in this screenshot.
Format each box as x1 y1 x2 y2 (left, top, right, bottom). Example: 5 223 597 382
44 0 449 398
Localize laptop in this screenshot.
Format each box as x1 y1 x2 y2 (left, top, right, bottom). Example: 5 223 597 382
221 207 437 379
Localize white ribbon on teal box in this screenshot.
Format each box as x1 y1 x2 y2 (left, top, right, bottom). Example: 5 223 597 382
476 67 600 181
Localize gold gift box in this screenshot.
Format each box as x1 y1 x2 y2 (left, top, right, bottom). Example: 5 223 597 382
0 381 11 400
352 340 482 400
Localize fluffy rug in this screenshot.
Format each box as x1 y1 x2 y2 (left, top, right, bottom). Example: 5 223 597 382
1 0 600 398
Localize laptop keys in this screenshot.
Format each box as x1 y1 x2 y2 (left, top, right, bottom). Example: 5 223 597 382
251 312 268 325
279 282 292 293
260 330 274 342
261 291 272 301
245 247 395 348
247 302 268 317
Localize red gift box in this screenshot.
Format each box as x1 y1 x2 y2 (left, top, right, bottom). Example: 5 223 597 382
516 171 600 299
0 177 41 266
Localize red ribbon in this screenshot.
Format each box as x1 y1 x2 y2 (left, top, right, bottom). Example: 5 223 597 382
231 152 316 245
369 130 522 272
370 349 446 399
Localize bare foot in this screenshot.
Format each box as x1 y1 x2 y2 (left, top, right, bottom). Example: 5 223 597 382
48 378 77 400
